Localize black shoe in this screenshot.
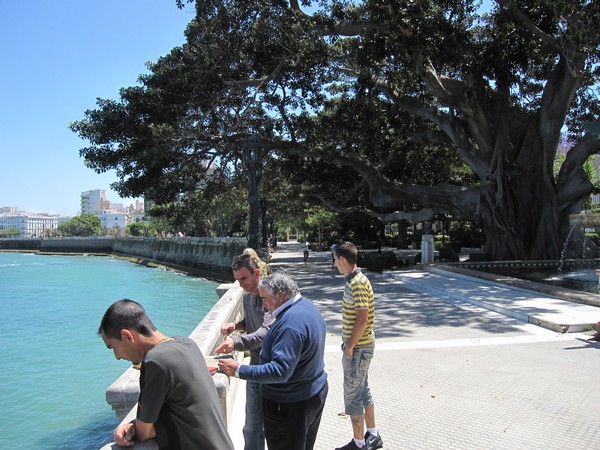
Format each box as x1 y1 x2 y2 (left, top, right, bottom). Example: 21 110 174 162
365 431 383 449
335 439 361 450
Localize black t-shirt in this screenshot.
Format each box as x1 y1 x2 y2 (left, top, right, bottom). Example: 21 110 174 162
138 336 233 450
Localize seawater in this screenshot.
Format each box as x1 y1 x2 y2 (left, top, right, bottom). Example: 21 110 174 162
0 252 219 449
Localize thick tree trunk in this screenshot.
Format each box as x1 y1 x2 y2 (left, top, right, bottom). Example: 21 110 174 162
479 131 563 261
396 220 408 248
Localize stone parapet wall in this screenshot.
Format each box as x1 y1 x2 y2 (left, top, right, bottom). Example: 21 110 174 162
0 237 247 282
112 237 245 281
0 238 41 251
42 237 114 253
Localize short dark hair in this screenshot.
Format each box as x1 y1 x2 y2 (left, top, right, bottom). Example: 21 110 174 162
231 253 259 272
98 299 157 340
334 241 358 265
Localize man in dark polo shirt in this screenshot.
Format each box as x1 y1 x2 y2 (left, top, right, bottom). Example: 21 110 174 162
99 298 233 450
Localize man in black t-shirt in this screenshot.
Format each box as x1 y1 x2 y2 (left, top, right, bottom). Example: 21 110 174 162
99 299 234 450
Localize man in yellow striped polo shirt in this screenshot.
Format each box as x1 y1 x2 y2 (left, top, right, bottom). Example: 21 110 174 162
333 242 384 450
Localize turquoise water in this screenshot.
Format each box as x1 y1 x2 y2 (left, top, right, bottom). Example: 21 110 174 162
0 252 219 449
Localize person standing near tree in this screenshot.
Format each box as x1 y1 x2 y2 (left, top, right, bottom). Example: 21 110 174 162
333 242 384 450
330 242 338 268
98 299 233 450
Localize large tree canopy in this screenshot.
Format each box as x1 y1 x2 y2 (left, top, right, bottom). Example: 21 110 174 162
71 0 600 260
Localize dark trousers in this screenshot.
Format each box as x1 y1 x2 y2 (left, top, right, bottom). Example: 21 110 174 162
261 382 328 450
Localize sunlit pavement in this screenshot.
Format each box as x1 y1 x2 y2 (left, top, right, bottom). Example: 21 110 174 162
228 241 600 450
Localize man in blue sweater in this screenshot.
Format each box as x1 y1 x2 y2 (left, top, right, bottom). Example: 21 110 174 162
219 272 328 450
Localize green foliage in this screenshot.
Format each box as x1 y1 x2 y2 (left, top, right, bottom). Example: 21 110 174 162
148 184 247 237
448 220 484 248
57 214 102 237
584 232 600 247
70 0 600 260
126 221 158 237
357 250 397 273
0 228 20 237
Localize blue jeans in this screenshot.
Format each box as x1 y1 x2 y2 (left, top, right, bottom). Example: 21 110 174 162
243 380 265 450
342 343 374 416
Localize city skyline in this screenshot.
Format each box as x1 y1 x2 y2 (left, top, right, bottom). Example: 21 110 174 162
0 1 195 216
1 187 143 217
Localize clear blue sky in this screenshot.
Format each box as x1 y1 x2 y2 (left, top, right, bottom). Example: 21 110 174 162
0 1 195 216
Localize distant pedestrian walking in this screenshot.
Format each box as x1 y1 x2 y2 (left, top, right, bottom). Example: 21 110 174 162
330 243 337 268
302 240 310 264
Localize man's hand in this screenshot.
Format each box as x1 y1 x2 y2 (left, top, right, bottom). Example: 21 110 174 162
214 337 235 354
114 421 136 447
218 358 240 376
220 322 236 336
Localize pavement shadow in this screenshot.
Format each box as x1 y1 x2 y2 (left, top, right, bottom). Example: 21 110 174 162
270 244 526 340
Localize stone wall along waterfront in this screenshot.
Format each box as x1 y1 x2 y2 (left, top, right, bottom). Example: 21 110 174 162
112 237 245 281
0 237 247 281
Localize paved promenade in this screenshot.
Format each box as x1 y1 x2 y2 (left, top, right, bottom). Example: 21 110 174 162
228 242 600 449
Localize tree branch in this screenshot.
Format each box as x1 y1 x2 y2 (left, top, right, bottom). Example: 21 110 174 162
370 74 488 177
315 196 446 224
556 134 600 213
497 0 561 51
276 139 481 220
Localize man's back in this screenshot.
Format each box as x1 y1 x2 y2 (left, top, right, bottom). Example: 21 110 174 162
139 337 233 450
257 297 327 403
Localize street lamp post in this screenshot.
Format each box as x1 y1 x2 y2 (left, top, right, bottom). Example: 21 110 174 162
243 135 262 250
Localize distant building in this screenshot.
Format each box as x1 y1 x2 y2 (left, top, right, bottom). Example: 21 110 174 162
99 211 127 236
81 189 110 215
131 212 146 223
144 198 154 216
80 189 146 234
0 212 69 238
0 206 20 214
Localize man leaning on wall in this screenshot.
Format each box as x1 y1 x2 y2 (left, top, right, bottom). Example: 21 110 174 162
215 253 274 450
98 298 233 450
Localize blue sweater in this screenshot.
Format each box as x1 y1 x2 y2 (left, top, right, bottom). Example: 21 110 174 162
238 296 327 403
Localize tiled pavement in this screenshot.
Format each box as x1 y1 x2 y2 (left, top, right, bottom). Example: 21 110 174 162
228 242 600 450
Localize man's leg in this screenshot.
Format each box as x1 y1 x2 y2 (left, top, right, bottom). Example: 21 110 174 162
243 380 265 450
262 397 292 450
338 345 374 448
304 382 328 449
262 383 328 450
364 403 375 428
350 413 365 440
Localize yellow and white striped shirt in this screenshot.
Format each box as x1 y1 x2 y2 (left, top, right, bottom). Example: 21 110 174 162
342 270 375 345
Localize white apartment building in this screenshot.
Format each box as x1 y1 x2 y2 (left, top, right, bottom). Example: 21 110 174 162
81 189 110 215
99 211 127 236
0 213 69 238
79 189 146 235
